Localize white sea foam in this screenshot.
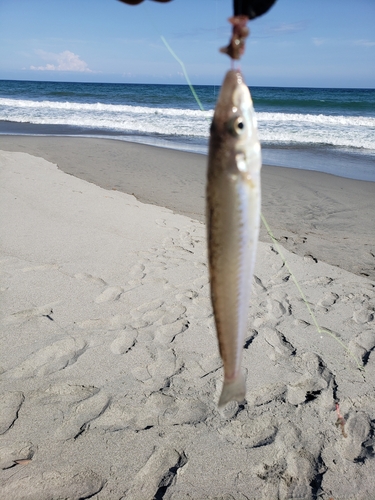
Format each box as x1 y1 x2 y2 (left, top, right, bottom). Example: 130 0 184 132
257 111 375 128
1 98 374 151
0 98 213 117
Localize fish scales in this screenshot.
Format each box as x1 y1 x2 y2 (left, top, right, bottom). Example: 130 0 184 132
206 69 261 407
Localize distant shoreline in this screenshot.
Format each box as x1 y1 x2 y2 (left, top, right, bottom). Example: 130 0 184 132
1 125 374 182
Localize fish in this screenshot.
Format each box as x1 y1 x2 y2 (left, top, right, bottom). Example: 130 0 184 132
206 69 262 407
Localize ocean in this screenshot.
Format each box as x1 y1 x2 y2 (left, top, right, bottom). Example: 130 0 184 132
0 79 374 181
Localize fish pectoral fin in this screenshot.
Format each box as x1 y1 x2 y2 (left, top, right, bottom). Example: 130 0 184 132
218 372 246 407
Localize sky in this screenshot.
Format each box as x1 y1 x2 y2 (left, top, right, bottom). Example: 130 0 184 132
0 0 374 88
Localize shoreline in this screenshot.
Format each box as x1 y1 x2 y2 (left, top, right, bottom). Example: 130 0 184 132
1 125 375 183
1 134 374 279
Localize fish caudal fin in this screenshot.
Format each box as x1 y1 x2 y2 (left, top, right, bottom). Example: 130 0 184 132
218 372 246 408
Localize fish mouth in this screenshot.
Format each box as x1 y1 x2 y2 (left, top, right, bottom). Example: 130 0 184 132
224 69 245 86
214 70 252 119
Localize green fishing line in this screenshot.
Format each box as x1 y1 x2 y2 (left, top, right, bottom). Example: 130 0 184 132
160 35 364 372
160 36 206 113
260 214 364 371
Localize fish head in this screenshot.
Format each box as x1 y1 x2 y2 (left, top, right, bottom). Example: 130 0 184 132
210 70 260 177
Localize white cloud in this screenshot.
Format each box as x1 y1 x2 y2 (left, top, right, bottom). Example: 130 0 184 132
267 22 307 35
30 50 93 72
312 38 375 48
353 39 375 47
312 38 326 46
251 21 308 39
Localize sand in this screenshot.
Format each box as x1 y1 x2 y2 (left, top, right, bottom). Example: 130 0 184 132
0 139 375 499
1 136 374 280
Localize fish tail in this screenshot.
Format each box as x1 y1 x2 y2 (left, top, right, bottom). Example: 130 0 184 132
218 372 246 407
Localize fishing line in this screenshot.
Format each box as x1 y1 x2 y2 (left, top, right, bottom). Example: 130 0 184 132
159 35 363 372
261 214 364 371
160 36 206 113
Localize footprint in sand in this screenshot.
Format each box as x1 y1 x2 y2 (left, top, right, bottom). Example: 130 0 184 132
128 262 146 285
191 274 210 290
219 411 277 446
303 276 334 287
135 299 166 324
337 411 372 462
54 390 110 441
7 337 86 379
130 300 187 335
144 348 179 390
0 392 24 434
134 392 208 430
77 314 129 331
286 353 333 406
247 383 287 407
122 447 187 500
352 306 375 324
280 449 318 500
348 331 375 366
74 272 107 286
36 382 99 406
183 230 204 250
95 285 123 303
128 299 164 329
160 304 187 326
263 328 296 361
255 294 291 325
256 421 322 500
4 302 57 325
1 468 103 499
0 442 35 470
110 327 138 355
154 319 189 344
317 292 339 312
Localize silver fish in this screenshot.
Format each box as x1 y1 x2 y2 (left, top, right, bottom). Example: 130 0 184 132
206 69 261 407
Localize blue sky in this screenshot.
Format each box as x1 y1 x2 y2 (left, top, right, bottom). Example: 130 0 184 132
0 0 374 88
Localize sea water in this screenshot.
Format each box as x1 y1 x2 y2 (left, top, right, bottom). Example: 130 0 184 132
0 79 374 181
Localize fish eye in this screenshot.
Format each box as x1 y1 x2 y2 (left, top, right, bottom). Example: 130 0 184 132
228 116 245 136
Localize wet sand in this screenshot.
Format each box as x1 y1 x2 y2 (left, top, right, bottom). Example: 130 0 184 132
1 135 374 279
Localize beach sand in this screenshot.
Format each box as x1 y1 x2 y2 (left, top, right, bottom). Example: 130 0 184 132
1 138 375 499
1 136 375 280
